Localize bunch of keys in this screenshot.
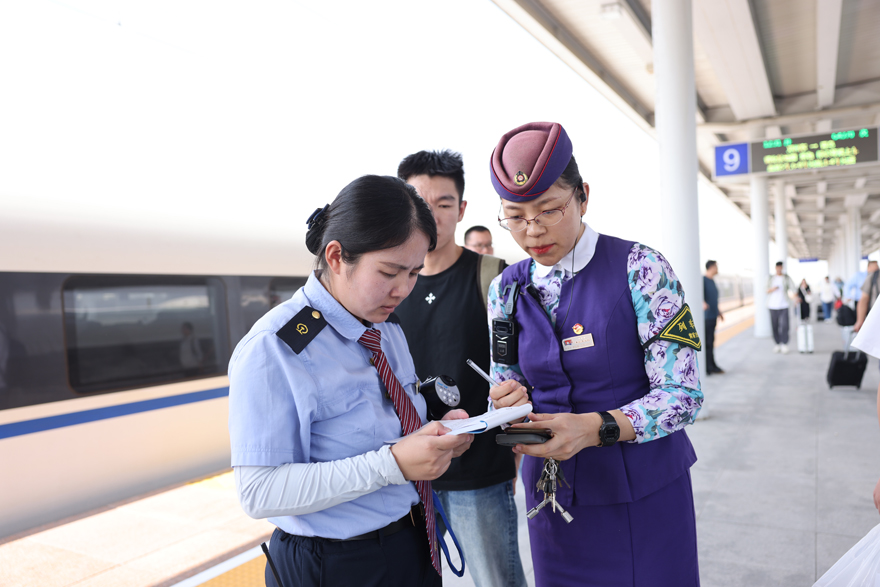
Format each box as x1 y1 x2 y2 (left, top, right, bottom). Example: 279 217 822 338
527 458 574 523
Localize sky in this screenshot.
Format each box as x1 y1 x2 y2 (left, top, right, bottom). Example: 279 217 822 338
0 0 765 283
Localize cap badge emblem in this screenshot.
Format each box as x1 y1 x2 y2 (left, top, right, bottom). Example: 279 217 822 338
514 171 528 186
572 323 584 335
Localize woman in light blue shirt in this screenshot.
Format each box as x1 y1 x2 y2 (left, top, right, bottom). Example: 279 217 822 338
228 175 472 587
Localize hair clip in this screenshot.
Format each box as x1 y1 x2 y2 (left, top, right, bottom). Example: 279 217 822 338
307 204 329 230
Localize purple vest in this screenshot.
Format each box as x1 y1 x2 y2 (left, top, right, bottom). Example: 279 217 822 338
499 234 696 506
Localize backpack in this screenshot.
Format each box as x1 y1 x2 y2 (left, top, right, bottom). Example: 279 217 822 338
837 304 856 327
475 254 507 311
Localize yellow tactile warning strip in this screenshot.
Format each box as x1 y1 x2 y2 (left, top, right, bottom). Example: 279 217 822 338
715 315 755 347
199 556 265 587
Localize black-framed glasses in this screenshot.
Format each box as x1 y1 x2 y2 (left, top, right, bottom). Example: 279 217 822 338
498 189 578 232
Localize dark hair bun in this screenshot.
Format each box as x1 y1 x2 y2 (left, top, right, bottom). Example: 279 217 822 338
305 205 330 256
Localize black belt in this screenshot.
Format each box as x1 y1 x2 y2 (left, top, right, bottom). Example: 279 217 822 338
327 505 418 542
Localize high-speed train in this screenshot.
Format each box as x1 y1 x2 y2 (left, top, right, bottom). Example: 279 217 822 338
0 210 756 541
0 217 312 539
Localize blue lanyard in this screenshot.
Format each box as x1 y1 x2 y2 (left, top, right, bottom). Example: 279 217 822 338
432 490 465 577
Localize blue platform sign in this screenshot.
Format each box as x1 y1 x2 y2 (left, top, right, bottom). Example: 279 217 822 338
714 143 750 177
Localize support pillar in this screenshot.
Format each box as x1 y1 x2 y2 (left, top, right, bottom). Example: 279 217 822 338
652 0 704 378
848 205 862 276
774 181 788 268
751 174 771 338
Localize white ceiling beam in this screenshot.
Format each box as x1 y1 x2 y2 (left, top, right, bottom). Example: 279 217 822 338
699 101 880 131
816 0 844 108
845 194 869 208
692 0 776 120
814 118 833 133
855 177 868 189
490 0 655 135
600 2 654 66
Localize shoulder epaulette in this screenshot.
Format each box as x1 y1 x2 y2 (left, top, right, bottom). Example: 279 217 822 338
276 305 328 354
642 303 702 351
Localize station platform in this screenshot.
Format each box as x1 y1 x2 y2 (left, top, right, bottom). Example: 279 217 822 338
4 306 879 587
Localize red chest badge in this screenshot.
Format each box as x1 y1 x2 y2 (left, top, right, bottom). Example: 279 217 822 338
572 323 584 335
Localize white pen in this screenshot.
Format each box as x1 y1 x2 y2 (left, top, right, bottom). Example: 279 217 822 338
466 359 497 387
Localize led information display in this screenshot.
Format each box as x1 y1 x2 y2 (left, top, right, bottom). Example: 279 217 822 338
749 127 878 175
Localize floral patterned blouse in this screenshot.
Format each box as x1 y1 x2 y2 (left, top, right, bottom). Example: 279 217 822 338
487 241 703 443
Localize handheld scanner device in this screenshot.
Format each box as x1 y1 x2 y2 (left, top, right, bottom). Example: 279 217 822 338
420 375 461 420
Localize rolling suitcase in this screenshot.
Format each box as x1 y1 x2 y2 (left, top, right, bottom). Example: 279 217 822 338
797 323 814 353
827 345 867 389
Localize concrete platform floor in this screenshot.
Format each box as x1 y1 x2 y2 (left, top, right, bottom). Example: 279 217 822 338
443 318 880 587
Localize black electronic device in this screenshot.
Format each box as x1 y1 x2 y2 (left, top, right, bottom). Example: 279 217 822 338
492 318 518 365
493 282 521 365
496 428 552 446
420 375 461 420
597 411 620 447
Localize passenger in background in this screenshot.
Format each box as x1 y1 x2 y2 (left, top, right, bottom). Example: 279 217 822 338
767 261 796 354
796 279 811 321
394 151 525 587
178 322 203 372
844 268 867 306
850 301 880 513
834 276 845 298
228 175 473 587
819 276 837 322
703 260 724 375
855 260 880 333
464 225 495 256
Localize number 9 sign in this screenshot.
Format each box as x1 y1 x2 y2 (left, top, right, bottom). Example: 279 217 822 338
714 143 749 177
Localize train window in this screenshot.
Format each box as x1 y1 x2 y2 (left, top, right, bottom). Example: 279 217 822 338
239 276 307 333
62 276 230 394
268 277 306 308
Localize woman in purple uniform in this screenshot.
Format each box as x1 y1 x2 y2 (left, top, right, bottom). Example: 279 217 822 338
486 122 702 587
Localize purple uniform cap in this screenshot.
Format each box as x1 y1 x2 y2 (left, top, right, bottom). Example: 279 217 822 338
490 121 572 201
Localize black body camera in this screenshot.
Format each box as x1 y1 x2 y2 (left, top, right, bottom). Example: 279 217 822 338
493 282 521 365
492 319 518 365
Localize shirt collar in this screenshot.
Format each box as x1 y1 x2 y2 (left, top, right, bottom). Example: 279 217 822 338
533 222 599 278
302 271 371 342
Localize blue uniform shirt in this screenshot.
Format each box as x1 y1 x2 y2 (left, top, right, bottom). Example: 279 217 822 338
228 272 425 538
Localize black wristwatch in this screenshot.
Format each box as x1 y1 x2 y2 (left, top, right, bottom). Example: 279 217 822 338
597 411 620 447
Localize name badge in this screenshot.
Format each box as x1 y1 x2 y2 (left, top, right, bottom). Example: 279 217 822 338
562 333 594 351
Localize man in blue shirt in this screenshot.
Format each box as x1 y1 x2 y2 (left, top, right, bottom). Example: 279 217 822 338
845 270 867 304
703 260 724 374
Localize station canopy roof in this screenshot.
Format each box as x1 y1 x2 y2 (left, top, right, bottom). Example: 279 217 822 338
492 0 880 258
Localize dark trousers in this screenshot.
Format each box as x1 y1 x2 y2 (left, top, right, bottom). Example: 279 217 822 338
770 309 790 344
704 318 717 371
265 525 441 587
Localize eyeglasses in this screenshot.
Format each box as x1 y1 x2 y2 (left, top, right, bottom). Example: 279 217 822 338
498 189 578 232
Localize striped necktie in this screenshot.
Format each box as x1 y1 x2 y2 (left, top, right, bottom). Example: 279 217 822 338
358 328 440 575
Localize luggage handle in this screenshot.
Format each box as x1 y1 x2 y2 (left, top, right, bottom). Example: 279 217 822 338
844 329 858 357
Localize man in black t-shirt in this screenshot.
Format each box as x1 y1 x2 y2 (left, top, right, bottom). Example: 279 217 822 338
395 150 526 587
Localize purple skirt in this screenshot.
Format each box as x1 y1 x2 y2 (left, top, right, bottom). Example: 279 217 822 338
525 466 699 587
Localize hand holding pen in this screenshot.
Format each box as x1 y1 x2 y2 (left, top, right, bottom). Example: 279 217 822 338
466 359 531 411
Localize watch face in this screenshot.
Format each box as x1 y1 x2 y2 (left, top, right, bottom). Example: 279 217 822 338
600 418 620 445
